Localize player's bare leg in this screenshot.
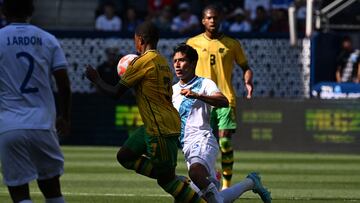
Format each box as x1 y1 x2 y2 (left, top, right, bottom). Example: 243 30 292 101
218 130 234 190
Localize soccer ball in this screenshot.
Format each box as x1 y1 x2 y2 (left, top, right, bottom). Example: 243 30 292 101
117 54 138 76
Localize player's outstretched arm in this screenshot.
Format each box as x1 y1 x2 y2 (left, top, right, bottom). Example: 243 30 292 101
180 89 229 107
85 64 128 99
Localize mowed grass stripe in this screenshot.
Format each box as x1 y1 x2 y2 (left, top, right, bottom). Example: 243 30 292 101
0 146 359 203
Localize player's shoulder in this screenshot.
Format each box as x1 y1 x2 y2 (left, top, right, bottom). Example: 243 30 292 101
0 24 56 43
26 24 59 42
187 33 204 43
135 50 157 64
172 81 181 89
221 34 241 44
36 26 58 41
128 54 141 67
201 77 216 85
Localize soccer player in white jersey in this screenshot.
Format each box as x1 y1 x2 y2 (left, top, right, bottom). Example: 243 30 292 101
172 43 271 203
0 0 71 203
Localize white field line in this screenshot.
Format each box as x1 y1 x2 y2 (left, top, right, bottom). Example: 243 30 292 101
0 191 170 197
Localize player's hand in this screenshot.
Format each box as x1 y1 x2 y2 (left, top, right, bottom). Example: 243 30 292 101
180 89 199 99
85 64 101 84
245 81 253 99
56 116 71 136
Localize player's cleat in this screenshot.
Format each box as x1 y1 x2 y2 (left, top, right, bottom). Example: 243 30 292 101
246 172 272 203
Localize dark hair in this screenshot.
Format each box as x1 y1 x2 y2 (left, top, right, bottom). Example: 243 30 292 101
3 0 34 19
173 43 198 64
103 1 116 8
135 21 159 45
202 4 222 18
256 6 266 12
341 35 352 43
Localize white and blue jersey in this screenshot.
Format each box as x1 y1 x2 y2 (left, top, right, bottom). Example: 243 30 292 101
172 76 220 147
0 23 68 134
172 76 221 182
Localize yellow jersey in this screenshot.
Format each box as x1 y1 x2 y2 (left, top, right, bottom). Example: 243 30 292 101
187 33 248 107
120 50 181 137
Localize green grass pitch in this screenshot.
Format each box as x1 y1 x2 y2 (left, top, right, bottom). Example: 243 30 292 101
1 146 359 202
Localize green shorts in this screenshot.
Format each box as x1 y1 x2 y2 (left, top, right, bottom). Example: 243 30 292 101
210 107 237 130
123 126 179 172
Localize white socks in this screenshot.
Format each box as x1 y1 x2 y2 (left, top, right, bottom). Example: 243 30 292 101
202 182 224 203
19 200 32 203
220 178 255 203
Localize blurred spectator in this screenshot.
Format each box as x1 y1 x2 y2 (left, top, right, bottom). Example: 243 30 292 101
224 0 244 11
148 0 174 19
97 47 121 86
95 0 124 18
152 5 173 33
171 2 200 34
336 36 360 83
244 0 270 20
187 0 209 18
122 7 143 33
125 0 148 21
228 8 251 33
251 6 271 32
95 2 122 31
268 8 289 33
0 3 7 28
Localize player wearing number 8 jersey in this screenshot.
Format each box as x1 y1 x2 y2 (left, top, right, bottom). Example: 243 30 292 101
186 32 248 108
0 0 71 202
187 4 254 189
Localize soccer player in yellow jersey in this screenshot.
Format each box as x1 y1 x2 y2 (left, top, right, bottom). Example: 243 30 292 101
187 4 254 190
85 22 205 203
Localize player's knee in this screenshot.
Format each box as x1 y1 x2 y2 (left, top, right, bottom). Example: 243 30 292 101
116 150 130 169
219 137 232 150
157 170 176 187
189 163 209 186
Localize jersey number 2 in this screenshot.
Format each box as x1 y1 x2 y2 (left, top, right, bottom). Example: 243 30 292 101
17 52 39 93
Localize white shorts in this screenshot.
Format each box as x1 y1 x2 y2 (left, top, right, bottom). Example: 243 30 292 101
0 129 64 186
182 134 219 180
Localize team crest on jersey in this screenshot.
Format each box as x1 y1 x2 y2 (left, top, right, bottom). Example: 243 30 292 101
219 48 225 53
192 143 200 149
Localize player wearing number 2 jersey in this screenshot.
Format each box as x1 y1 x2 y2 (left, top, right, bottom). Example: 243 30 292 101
0 0 71 202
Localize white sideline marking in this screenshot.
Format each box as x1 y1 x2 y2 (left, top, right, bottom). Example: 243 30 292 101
63 192 171 197
0 191 170 197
